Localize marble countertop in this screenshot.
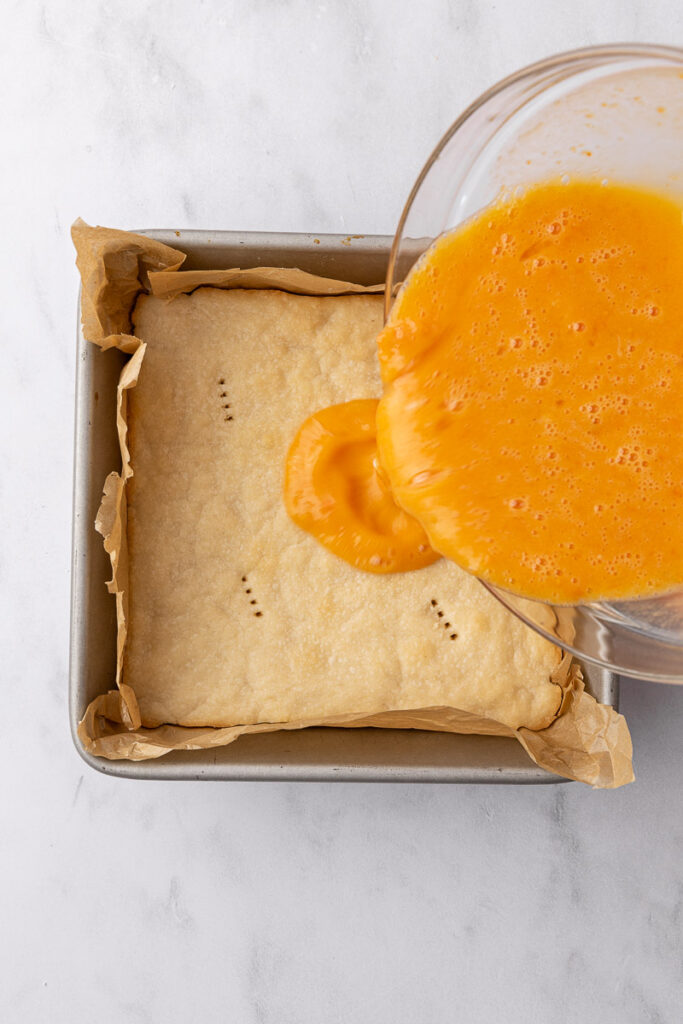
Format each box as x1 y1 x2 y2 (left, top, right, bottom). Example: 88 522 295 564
4 1 683 1020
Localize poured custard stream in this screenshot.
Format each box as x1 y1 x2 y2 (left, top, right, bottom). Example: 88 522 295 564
287 181 683 603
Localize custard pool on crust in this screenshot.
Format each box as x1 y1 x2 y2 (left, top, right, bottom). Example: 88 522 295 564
285 399 439 574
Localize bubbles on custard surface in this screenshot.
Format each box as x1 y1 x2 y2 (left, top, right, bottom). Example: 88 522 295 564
379 180 683 601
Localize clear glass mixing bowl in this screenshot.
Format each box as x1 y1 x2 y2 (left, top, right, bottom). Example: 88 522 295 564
384 43 683 681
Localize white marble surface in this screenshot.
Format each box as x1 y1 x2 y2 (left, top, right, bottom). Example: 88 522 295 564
3 1 683 1020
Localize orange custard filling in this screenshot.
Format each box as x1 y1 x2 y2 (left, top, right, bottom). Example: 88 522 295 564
284 399 439 573
376 180 683 603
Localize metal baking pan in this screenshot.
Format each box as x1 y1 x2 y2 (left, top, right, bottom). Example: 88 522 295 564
69 230 618 782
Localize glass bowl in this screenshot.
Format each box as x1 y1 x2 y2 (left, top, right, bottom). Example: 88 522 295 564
384 43 683 681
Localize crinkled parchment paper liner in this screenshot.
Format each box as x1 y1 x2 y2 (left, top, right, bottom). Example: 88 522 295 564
72 220 634 788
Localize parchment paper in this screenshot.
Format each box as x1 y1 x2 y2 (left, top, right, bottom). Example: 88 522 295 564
72 220 634 788
149 266 385 299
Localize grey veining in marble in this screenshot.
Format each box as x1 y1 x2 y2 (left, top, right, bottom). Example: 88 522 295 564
3 1 683 1021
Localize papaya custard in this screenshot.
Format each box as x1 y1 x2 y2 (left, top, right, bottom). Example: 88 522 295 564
287 180 683 604
284 399 439 573
376 181 683 603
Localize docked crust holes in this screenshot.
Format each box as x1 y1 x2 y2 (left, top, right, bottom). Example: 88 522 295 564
430 598 458 639
241 575 263 617
217 378 233 420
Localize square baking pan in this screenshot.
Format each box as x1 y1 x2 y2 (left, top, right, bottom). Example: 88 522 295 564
69 229 618 782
